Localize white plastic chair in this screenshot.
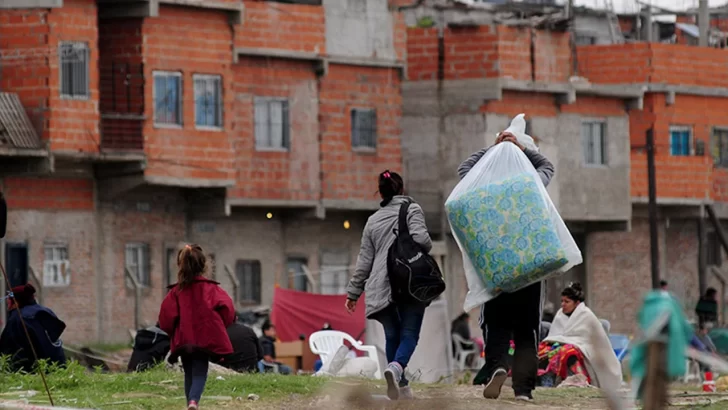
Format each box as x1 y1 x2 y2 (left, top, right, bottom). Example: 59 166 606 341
309 330 382 379
452 333 479 371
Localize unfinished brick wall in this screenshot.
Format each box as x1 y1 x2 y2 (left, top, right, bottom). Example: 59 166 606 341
406 27 438 81
229 57 321 201
47 0 100 153
533 30 571 83
497 26 531 81
319 64 402 201
393 10 407 61
3 177 94 210
444 26 499 80
236 0 325 53
142 5 235 182
576 43 652 84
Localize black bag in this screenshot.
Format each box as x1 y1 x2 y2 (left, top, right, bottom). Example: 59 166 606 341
387 200 446 303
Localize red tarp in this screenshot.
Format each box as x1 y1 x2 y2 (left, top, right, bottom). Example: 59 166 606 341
270 287 366 343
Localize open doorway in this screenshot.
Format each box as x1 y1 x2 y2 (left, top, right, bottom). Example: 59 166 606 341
4 242 28 288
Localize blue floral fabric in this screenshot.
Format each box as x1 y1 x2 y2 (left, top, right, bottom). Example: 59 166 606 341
446 173 569 293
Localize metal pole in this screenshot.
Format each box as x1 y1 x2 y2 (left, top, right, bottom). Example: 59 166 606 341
699 0 710 47
647 128 660 289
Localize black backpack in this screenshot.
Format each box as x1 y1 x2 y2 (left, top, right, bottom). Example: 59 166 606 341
387 200 446 303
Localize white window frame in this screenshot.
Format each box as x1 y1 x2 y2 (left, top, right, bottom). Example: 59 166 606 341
152 71 183 128
43 243 70 288
59 41 90 99
254 97 290 151
351 107 377 151
125 243 150 288
319 250 350 295
193 74 223 130
669 125 694 156
581 120 607 166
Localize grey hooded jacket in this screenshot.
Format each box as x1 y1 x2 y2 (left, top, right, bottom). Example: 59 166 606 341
457 145 555 327
346 196 432 318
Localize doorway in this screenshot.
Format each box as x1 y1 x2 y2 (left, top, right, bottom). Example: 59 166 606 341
4 242 28 288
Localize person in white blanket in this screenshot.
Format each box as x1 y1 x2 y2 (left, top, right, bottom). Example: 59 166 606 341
538 283 623 390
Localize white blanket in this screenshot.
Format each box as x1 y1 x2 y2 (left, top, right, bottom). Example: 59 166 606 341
544 303 622 390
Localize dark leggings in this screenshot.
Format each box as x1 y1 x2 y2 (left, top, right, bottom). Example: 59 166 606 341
182 356 209 403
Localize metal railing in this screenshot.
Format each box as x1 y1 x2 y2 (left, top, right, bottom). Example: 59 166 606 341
125 267 141 331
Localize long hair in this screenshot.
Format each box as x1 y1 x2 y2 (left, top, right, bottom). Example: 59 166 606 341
177 244 207 289
378 169 404 206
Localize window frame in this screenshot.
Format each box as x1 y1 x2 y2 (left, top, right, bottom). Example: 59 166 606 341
286 256 309 292
152 71 183 128
351 107 378 151
581 120 607 166
319 250 350 295
193 73 223 131
712 127 728 168
669 125 694 157
42 242 70 288
125 242 151 288
254 97 291 152
59 41 90 100
235 259 262 305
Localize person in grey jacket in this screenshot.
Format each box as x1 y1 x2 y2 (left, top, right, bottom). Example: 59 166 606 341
458 131 554 402
345 170 432 401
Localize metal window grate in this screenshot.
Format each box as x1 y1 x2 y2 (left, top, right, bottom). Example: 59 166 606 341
712 129 728 168
43 244 70 288
194 75 223 128
125 243 151 287
235 260 262 304
351 108 377 149
153 72 182 125
254 98 290 149
59 42 89 98
669 126 692 156
581 121 606 165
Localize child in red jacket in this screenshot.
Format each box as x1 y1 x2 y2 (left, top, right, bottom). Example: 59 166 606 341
159 244 235 410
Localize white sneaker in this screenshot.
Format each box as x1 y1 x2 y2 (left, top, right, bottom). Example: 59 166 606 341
515 394 534 402
383 362 403 400
483 368 508 399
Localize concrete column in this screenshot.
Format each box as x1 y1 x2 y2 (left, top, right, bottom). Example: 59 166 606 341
699 0 710 47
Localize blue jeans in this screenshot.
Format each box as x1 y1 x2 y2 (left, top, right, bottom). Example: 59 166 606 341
182 356 208 403
372 302 427 387
257 360 292 375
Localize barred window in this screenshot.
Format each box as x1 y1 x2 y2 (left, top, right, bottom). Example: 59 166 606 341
59 42 89 98
194 74 223 128
153 71 182 126
235 260 262 304
581 121 607 165
125 243 150 287
351 108 377 149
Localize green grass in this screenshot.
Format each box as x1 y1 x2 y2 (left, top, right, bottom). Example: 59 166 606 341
0 360 328 409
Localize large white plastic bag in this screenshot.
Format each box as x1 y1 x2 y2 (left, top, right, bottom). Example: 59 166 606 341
445 140 582 312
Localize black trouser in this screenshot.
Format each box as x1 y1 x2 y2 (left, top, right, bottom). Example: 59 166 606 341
478 282 543 395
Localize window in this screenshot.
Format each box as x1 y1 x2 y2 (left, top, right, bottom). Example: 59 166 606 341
712 128 728 167
194 74 222 128
670 126 693 156
235 260 262 304
575 35 597 45
59 42 89 98
125 243 150 287
43 244 70 287
153 71 182 126
351 108 377 149
254 97 290 150
319 251 350 295
286 257 308 292
582 121 606 165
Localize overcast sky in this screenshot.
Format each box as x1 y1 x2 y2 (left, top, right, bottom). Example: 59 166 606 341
572 0 726 14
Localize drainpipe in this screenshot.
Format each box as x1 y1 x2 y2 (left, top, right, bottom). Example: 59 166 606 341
699 0 710 47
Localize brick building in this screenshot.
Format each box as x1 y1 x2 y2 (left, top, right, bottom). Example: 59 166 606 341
0 0 406 343
401 2 728 334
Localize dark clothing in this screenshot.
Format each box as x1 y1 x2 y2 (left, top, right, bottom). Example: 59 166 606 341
696 297 718 326
474 282 543 396
371 302 427 387
260 335 276 359
158 278 236 363
0 302 67 373
127 326 170 372
224 323 263 373
182 356 209 403
451 317 471 341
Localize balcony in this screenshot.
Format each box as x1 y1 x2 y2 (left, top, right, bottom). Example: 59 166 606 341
99 62 145 152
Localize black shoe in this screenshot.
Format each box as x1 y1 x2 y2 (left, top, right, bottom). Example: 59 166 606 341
483 368 508 399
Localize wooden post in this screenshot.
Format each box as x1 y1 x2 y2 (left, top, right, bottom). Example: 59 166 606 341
643 342 668 410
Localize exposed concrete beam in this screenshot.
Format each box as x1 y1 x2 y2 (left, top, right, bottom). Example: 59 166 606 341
144 175 234 188
0 0 62 8
632 196 709 206
234 47 324 64
98 1 155 19
225 198 319 209
326 56 406 80
158 0 243 25
53 150 146 164
0 147 48 158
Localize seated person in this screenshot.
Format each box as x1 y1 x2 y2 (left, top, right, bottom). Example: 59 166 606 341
0 284 67 372
257 321 292 375
127 324 170 372
224 319 263 373
696 288 719 327
537 283 622 389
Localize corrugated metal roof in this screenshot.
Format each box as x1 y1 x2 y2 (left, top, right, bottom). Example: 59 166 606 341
0 92 42 149
676 22 700 38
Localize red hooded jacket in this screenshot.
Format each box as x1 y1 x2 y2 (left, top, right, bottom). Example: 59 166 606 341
158 278 235 361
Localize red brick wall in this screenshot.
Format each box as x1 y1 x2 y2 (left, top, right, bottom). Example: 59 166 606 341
576 43 652 84
0 9 52 141
229 57 321 201
2 177 94 210
533 30 571 83
444 26 499 80
47 0 100 153
482 91 558 118
319 65 402 201
393 10 407 62
236 0 325 54
497 26 531 81
142 5 235 182
406 27 438 81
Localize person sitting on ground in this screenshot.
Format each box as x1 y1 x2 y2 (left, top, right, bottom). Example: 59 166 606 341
696 287 719 327
258 321 292 375
223 319 263 373
538 283 622 390
127 323 170 372
0 284 67 373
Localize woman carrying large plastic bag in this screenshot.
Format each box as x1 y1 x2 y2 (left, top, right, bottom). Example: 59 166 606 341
450 113 582 402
